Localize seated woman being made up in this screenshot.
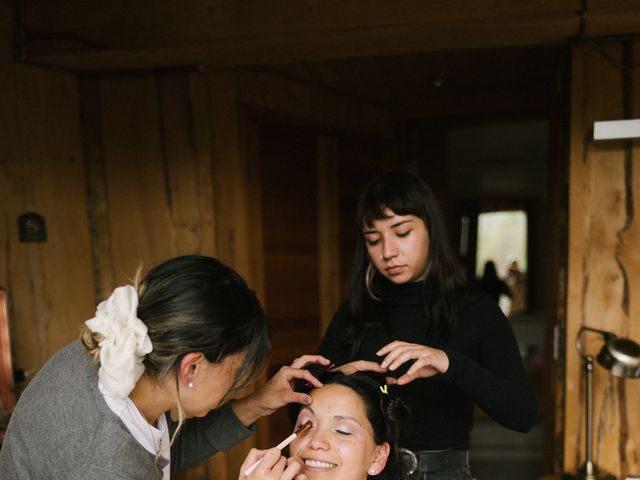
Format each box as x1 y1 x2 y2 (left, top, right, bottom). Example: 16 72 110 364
241 370 410 480
0 254 330 480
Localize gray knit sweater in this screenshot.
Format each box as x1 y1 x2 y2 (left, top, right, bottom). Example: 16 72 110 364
0 341 254 479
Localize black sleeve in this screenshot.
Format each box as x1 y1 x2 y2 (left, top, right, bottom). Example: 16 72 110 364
318 301 353 366
441 293 538 432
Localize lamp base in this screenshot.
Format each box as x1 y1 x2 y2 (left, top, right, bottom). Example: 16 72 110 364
565 462 616 480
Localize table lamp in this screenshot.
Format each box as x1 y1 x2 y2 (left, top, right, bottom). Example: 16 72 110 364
569 326 640 480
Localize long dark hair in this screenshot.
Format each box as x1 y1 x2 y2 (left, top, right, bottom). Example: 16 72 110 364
295 370 410 480
349 170 464 356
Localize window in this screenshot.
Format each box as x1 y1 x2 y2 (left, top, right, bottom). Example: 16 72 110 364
476 210 528 316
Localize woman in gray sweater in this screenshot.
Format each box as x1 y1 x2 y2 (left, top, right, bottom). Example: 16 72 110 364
0 255 328 480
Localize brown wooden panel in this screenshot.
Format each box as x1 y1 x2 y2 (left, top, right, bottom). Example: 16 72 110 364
566 40 640 478
258 121 319 338
264 253 319 319
22 1 640 70
81 70 218 300
317 136 342 333
99 75 173 282
189 73 217 258
237 70 393 138
622 42 640 477
80 76 117 302
271 326 321 365
157 72 215 255
0 64 95 383
209 70 253 277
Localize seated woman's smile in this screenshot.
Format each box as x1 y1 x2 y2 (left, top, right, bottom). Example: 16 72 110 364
291 384 387 478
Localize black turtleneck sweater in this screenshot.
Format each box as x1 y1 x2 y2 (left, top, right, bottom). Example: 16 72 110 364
318 281 538 451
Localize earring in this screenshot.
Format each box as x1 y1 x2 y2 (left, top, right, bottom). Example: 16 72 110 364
369 467 376 475
188 382 194 389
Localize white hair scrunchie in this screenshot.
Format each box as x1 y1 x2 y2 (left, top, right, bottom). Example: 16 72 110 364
85 285 153 397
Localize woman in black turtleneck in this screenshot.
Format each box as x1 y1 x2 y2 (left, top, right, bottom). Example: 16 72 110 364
318 170 537 480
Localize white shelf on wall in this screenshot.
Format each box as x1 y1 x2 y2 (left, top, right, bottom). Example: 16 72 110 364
593 119 640 140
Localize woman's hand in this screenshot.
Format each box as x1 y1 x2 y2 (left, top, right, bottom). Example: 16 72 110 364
333 359 388 376
239 448 304 480
232 355 331 425
377 340 449 385
258 355 332 414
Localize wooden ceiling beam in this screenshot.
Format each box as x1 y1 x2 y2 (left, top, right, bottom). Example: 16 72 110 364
17 0 640 70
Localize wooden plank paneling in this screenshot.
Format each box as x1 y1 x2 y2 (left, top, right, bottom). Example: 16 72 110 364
21 1 640 69
80 69 218 295
237 69 393 139
188 73 217 258
566 39 640 478
99 75 173 281
157 73 215 256
0 63 95 380
259 122 319 344
209 70 253 277
24 0 587 40
317 136 341 334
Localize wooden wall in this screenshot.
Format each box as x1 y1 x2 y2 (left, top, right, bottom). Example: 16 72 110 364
0 49 95 381
565 39 640 478
1 6 395 473
79 70 218 297
238 81 396 446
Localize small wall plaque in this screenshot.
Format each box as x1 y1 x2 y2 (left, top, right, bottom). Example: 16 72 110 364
17 212 47 243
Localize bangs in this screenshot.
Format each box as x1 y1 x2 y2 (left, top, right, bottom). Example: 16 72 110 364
359 187 424 228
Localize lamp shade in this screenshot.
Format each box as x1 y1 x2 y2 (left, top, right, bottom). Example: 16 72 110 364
596 337 640 379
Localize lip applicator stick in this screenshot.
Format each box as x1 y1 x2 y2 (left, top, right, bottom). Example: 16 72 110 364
243 421 313 476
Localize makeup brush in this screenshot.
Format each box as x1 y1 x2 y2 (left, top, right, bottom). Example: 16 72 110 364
243 420 313 476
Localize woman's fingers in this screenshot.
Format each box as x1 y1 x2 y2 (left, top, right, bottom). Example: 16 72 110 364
376 340 407 356
280 365 324 389
378 343 423 369
261 363 324 409
289 354 332 370
376 341 450 381
282 458 304 480
240 448 264 471
242 448 294 479
334 360 387 375
239 448 272 479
